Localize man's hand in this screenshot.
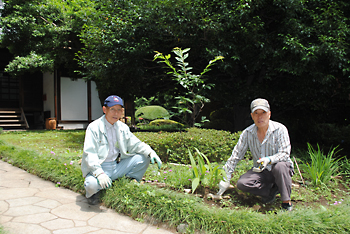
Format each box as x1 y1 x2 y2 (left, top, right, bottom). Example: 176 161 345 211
149 151 162 169
217 180 230 196
257 157 271 169
97 173 112 189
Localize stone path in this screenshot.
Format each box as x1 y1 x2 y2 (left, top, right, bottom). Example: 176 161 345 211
0 160 175 234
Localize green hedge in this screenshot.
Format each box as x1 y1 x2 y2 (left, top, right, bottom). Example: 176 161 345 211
135 128 242 164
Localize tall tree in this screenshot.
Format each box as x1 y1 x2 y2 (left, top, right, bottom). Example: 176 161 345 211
0 0 94 77
204 0 350 115
1 0 350 132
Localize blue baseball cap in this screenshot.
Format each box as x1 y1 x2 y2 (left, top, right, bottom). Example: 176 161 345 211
104 95 124 107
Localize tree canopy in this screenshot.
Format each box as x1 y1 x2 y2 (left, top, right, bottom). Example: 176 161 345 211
1 0 350 141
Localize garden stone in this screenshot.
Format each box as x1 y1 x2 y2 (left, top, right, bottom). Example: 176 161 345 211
176 223 189 233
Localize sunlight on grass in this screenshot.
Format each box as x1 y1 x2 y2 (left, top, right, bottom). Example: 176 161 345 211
0 130 85 162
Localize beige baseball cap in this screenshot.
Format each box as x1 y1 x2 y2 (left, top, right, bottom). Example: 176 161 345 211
250 98 270 113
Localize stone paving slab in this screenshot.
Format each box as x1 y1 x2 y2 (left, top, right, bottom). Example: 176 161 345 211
0 160 176 234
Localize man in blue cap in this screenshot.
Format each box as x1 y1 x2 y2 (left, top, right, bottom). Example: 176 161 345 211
81 95 162 205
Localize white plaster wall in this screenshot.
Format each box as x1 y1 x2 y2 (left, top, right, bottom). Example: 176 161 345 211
43 74 102 129
43 72 55 118
91 81 103 120
61 77 88 120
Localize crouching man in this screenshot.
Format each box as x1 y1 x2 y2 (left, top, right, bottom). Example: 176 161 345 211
217 98 294 211
81 95 162 205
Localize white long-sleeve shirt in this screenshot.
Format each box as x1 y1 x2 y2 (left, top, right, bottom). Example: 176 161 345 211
225 120 293 180
104 119 120 162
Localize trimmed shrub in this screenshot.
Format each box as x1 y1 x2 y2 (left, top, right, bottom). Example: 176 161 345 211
135 105 170 122
149 119 184 127
135 128 242 164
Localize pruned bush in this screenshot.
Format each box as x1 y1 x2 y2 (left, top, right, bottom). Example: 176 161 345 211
135 128 242 164
149 119 184 127
135 105 170 122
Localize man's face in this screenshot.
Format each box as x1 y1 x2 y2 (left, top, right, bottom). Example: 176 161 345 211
103 104 124 125
251 109 271 129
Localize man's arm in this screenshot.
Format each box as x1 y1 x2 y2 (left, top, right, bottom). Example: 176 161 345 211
216 130 249 196
268 124 291 164
81 126 105 177
224 130 249 181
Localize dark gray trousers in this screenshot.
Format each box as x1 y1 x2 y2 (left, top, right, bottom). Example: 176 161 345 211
236 162 294 201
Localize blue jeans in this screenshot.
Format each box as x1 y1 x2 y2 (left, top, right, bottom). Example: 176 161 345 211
84 154 150 198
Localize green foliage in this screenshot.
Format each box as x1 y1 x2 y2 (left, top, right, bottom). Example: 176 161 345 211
188 148 226 193
143 163 192 189
149 119 183 127
135 105 170 122
1 131 350 233
0 0 91 77
154 47 224 127
105 178 350 234
340 158 350 182
2 0 350 133
136 124 185 132
137 119 185 131
135 128 241 164
302 143 344 186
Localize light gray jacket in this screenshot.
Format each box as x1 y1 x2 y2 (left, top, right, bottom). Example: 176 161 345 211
81 115 154 178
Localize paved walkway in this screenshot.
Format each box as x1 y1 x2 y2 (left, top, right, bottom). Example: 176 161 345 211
0 160 175 234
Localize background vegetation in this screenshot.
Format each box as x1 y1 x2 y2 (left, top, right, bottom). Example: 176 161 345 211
1 0 350 155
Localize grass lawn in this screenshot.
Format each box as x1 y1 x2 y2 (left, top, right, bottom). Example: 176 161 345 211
0 130 349 233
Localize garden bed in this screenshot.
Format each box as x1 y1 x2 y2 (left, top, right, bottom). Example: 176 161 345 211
143 174 349 214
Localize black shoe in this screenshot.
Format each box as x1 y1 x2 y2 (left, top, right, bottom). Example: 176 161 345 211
281 203 293 211
261 184 279 204
87 191 100 205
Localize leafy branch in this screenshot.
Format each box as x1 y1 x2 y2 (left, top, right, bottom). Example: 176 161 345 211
154 47 223 127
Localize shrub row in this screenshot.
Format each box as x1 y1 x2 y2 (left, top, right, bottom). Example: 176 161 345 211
134 128 242 164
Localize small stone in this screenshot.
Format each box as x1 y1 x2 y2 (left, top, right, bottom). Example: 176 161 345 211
184 189 191 194
176 223 189 233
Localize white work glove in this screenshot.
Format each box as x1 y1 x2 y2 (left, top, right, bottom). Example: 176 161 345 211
149 151 162 169
256 157 271 169
217 180 230 196
97 173 112 189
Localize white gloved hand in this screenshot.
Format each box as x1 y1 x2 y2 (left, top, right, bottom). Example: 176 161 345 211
97 173 112 189
149 151 162 169
256 157 271 169
217 180 230 196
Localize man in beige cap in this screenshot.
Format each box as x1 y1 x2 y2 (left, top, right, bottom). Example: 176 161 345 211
217 98 294 211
